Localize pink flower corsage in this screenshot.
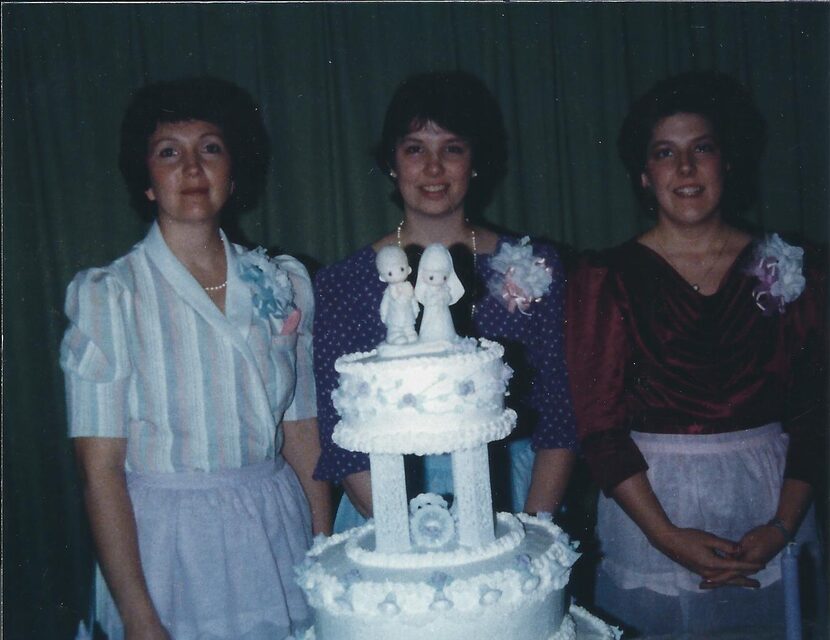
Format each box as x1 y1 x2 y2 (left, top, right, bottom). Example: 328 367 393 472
487 237 553 314
745 233 806 316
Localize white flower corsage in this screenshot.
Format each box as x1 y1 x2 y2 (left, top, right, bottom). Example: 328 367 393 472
745 233 806 316
487 236 553 314
238 247 295 320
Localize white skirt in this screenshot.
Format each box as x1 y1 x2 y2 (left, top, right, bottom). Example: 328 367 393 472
96 458 313 640
595 423 824 634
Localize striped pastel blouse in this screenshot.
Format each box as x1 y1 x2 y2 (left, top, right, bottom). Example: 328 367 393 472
60 222 316 473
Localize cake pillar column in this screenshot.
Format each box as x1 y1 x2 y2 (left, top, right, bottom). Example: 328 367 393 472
452 446 495 547
369 453 411 552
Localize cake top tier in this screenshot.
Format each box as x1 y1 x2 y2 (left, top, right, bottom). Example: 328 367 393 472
332 338 516 455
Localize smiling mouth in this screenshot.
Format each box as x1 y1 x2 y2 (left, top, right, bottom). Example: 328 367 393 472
673 185 704 197
421 184 448 194
181 188 209 195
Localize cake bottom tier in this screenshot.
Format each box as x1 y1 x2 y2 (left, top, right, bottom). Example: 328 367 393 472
296 515 620 640
293 604 619 640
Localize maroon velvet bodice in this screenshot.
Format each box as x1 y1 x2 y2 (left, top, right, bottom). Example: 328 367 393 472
567 238 827 493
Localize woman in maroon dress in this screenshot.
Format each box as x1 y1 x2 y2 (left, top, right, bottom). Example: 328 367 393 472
567 71 826 635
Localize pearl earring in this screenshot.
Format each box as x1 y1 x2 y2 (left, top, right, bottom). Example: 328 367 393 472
472 170 478 178
389 170 397 179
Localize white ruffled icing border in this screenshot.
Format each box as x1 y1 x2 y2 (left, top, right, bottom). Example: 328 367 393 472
345 512 525 569
550 613 576 640
296 514 581 618
289 603 620 640
568 604 623 640
333 409 517 455
515 514 581 591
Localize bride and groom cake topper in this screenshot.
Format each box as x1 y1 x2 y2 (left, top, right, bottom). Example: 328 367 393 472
376 244 464 352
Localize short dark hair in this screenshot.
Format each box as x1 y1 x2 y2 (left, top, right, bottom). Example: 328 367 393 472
119 76 270 219
617 70 767 215
375 71 508 216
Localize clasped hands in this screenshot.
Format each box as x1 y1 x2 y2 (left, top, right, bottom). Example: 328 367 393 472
650 523 789 590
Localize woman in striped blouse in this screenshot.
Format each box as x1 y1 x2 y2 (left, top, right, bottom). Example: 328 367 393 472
60 77 331 640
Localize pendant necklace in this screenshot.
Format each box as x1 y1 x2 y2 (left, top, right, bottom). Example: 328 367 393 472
655 228 730 293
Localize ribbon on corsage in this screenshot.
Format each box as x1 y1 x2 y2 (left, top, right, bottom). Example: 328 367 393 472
238 247 296 322
487 236 553 314
745 233 805 316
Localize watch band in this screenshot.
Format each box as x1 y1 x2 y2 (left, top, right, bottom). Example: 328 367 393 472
766 517 794 543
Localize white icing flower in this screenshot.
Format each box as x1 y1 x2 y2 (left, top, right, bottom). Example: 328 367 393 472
456 379 476 397
500 363 514 392
478 586 502 605
397 392 421 410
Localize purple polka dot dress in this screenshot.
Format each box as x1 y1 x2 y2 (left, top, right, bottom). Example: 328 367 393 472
313 236 577 527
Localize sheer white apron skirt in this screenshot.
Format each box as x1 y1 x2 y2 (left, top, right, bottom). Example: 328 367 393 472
95 457 313 640
595 423 824 635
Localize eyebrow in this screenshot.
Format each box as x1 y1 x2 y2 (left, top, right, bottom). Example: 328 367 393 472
399 134 469 144
148 132 224 146
649 133 718 147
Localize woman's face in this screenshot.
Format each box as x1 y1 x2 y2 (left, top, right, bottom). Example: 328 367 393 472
393 121 473 219
640 112 726 227
144 120 233 225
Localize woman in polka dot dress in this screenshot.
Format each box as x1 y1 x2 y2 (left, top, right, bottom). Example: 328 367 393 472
313 71 578 532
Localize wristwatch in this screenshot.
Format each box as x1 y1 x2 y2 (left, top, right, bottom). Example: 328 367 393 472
766 517 794 543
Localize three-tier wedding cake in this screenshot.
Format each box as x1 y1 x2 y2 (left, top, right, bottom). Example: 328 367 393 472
295 245 619 640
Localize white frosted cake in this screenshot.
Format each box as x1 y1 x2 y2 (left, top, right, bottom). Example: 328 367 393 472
297 509 588 640
331 337 516 456
295 245 619 640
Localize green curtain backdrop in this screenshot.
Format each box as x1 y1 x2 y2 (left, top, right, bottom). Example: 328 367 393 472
4 3 827 637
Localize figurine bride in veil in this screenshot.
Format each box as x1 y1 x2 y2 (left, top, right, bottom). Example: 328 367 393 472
414 244 464 343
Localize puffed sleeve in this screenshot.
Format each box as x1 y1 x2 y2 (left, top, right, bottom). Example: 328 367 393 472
59 268 132 438
526 243 578 451
566 251 647 494
274 256 317 422
781 245 828 489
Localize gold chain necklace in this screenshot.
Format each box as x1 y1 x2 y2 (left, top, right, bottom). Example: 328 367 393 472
396 219 479 317
655 228 731 293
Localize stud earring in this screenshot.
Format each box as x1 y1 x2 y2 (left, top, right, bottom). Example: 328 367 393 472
471 170 478 178
389 170 397 179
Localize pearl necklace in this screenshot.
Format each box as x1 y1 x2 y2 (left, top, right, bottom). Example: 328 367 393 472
396 219 477 256
203 280 227 293
396 218 478 317
201 233 228 293
655 228 730 293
